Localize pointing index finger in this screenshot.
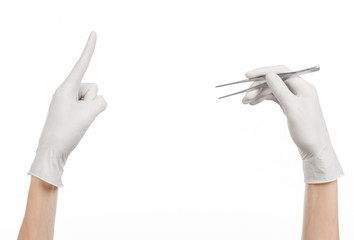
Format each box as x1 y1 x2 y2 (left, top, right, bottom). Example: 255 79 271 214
61 31 97 97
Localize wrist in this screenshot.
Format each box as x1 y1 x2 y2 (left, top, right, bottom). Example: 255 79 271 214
301 144 344 184
31 175 58 190
28 148 67 187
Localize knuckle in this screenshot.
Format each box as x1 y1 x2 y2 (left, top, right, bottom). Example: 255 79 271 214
87 82 98 91
101 97 108 109
278 65 291 71
307 83 317 94
92 82 98 90
102 102 108 111
54 86 66 96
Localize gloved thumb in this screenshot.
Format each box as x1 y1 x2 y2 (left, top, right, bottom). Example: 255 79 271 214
265 72 293 106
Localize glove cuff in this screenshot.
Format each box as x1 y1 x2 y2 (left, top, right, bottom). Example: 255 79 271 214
301 144 344 184
28 148 67 187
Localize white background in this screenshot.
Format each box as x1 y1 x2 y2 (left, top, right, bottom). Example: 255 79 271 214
1 0 353 239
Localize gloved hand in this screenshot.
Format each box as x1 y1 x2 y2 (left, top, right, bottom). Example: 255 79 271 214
28 32 107 187
242 65 343 184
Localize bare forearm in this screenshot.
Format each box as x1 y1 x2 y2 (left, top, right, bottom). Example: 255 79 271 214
302 180 339 240
18 176 58 240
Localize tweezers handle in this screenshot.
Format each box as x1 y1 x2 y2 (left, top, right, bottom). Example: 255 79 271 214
277 66 320 80
215 66 320 88
218 82 268 99
216 66 320 99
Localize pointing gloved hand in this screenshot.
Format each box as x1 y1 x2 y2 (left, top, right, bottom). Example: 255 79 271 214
242 65 343 184
28 32 107 187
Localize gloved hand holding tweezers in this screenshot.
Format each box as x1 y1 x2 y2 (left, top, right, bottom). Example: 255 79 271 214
241 65 343 183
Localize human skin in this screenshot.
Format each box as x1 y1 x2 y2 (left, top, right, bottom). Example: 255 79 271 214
302 181 339 240
18 176 58 240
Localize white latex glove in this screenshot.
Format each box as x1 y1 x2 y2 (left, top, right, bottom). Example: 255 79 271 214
28 32 107 187
242 65 343 184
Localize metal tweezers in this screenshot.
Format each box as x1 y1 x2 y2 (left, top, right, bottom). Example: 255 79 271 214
216 66 320 99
